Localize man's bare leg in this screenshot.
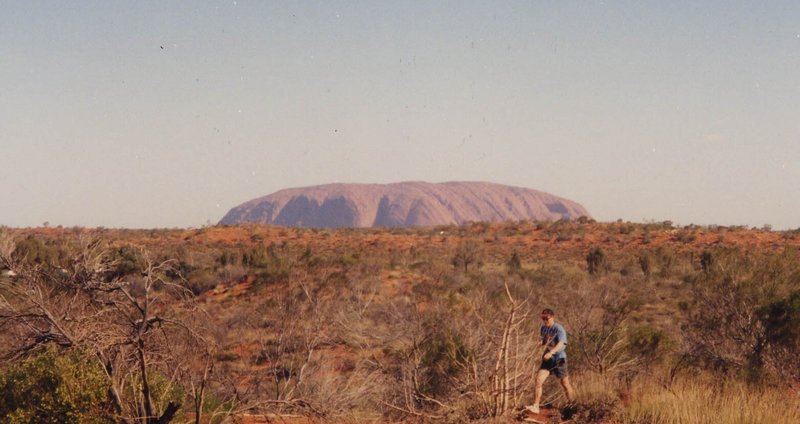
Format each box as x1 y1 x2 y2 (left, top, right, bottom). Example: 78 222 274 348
529 368 550 413
559 376 575 402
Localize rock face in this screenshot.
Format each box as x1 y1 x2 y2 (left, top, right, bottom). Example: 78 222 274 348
219 182 590 228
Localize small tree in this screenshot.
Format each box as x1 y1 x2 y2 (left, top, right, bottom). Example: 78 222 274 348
683 248 800 380
758 290 800 383
638 254 652 279
586 247 607 275
506 251 522 275
452 240 481 273
700 250 714 274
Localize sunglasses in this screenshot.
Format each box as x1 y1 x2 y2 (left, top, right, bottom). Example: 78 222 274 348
541 315 552 320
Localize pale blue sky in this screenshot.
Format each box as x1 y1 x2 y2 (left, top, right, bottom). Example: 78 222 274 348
2 1 799 229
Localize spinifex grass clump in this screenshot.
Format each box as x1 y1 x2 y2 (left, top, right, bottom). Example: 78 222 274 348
621 377 800 424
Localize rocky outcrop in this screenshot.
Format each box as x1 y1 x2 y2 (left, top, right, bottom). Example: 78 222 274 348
219 181 590 228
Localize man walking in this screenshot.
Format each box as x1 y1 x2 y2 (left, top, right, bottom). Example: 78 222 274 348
527 308 574 414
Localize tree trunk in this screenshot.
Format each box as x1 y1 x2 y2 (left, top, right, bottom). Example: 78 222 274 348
138 341 155 423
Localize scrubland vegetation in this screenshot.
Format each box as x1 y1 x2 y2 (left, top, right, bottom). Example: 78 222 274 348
1 220 799 423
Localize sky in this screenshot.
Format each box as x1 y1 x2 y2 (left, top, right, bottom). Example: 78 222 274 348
1 1 799 229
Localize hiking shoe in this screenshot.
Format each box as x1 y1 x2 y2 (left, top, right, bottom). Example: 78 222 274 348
524 404 540 414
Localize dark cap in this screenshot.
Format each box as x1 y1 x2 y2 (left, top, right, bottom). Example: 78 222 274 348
541 308 555 316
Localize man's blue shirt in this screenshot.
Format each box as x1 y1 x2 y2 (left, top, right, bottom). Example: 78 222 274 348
540 323 567 361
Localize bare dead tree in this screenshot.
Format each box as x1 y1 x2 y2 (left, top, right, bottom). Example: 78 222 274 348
451 239 481 273
490 282 530 416
371 280 538 420
0 233 212 424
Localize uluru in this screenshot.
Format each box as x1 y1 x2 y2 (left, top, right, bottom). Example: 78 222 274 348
219 181 590 228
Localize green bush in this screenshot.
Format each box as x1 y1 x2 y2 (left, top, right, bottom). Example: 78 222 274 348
107 245 143 279
685 248 800 379
628 325 671 366
638 254 652 279
506 251 522 274
0 347 113 424
420 324 472 398
760 290 800 353
12 236 66 268
586 247 608 275
186 268 219 295
654 246 674 278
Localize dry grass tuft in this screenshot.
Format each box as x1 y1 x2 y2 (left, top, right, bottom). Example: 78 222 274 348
620 377 800 424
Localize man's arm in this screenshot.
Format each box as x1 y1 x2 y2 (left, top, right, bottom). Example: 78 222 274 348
542 341 565 360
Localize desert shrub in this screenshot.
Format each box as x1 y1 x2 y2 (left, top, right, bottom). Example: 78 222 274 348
320 270 350 294
506 251 522 274
217 264 247 284
637 254 652 279
654 245 674 278
685 248 800 380
256 268 291 286
700 250 714 274
759 290 800 350
0 347 113 423
242 242 297 272
337 252 360 268
11 235 66 268
641 229 652 244
555 231 572 242
216 249 241 267
586 247 608 275
297 245 323 268
420 325 471 397
106 245 143 279
618 259 638 277
758 290 800 381
674 229 696 243
568 288 644 376
186 268 218 295
627 325 671 369
171 259 195 281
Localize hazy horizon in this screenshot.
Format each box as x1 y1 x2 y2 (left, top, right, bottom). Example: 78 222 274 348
2 2 799 229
